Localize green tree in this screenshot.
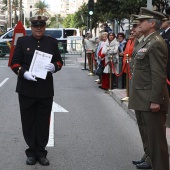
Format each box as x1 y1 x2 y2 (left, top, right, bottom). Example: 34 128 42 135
34 0 50 17
153 0 170 12
47 15 63 28
73 3 88 30
73 3 101 32
62 14 75 28
12 0 19 25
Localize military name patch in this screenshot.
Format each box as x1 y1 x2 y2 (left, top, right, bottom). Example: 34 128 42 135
138 48 147 53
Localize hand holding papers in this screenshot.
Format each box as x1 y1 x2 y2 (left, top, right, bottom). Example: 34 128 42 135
23 72 37 81
44 63 55 73
29 50 52 79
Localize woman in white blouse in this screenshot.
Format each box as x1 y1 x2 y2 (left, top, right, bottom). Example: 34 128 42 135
100 32 119 90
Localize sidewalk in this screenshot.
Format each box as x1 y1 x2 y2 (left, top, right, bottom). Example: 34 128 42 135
109 89 170 149
76 56 170 148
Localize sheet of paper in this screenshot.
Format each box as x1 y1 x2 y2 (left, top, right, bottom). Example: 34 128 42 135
29 50 52 79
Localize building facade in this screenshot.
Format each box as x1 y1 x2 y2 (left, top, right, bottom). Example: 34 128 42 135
0 0 6 30
58 0 97 17
24 0 39 19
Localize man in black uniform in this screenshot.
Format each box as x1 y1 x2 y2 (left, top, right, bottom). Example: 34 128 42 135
10 15 63 166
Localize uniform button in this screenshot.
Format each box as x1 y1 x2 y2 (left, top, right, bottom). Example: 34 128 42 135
38 46 40 48
38 41 39 43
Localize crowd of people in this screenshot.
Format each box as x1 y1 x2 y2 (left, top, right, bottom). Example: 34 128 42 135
84 6 170 170
83 23 135 91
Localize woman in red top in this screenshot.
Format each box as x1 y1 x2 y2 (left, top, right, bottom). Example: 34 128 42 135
123 31 135 73
121 31 135 88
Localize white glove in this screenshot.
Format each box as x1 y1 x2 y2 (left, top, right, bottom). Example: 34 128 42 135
23 71 37 81
44 63 55 73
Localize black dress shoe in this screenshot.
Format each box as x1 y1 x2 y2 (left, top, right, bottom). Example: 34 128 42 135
26 157 36 165
136 162 152 169
132 159 144 165
37 157 50 166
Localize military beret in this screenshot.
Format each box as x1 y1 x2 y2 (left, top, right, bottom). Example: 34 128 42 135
30 15 48 26
137 7 165 21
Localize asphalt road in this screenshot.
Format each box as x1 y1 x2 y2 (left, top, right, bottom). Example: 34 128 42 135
0 57 144 170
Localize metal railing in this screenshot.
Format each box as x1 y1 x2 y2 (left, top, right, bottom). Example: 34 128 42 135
58 42 82 66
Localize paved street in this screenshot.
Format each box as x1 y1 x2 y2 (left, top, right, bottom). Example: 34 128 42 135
0 56 167 170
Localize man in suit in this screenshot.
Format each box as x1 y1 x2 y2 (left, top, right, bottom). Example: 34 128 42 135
128 7 169 170
130 17 152 169
11 15 63 166
161 13 170 95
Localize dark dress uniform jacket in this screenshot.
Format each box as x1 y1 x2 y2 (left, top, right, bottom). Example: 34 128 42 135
128 32 169 111
161 28 170 95
11 35 63 98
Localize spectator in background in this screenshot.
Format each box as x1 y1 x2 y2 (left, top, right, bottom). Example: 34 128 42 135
103 23 112 33
94 37 100 70
117 32 127 88
122 30 135 88
99 32 119 90
84 31 96 71
96 32 108 84
117 32 127 57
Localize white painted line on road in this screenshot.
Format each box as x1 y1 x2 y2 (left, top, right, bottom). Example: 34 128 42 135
47 101 68 147
0 78 9 87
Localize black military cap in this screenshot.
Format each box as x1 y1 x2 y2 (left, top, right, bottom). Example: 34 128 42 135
162 7 170 21
30 15 48 26
137 7 165 21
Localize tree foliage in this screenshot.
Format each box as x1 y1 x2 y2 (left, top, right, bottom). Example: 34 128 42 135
62 14 75 28
47 15 63 28
34 0 50 17
153 0 170 12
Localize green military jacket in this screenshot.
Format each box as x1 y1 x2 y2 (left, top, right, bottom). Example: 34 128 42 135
128 31 169 111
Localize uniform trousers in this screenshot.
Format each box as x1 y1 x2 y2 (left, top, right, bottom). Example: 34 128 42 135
135 110 169 170
18 94 53 158
135 111 150 164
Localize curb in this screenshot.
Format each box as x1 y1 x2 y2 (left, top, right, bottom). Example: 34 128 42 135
110 89 136 121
